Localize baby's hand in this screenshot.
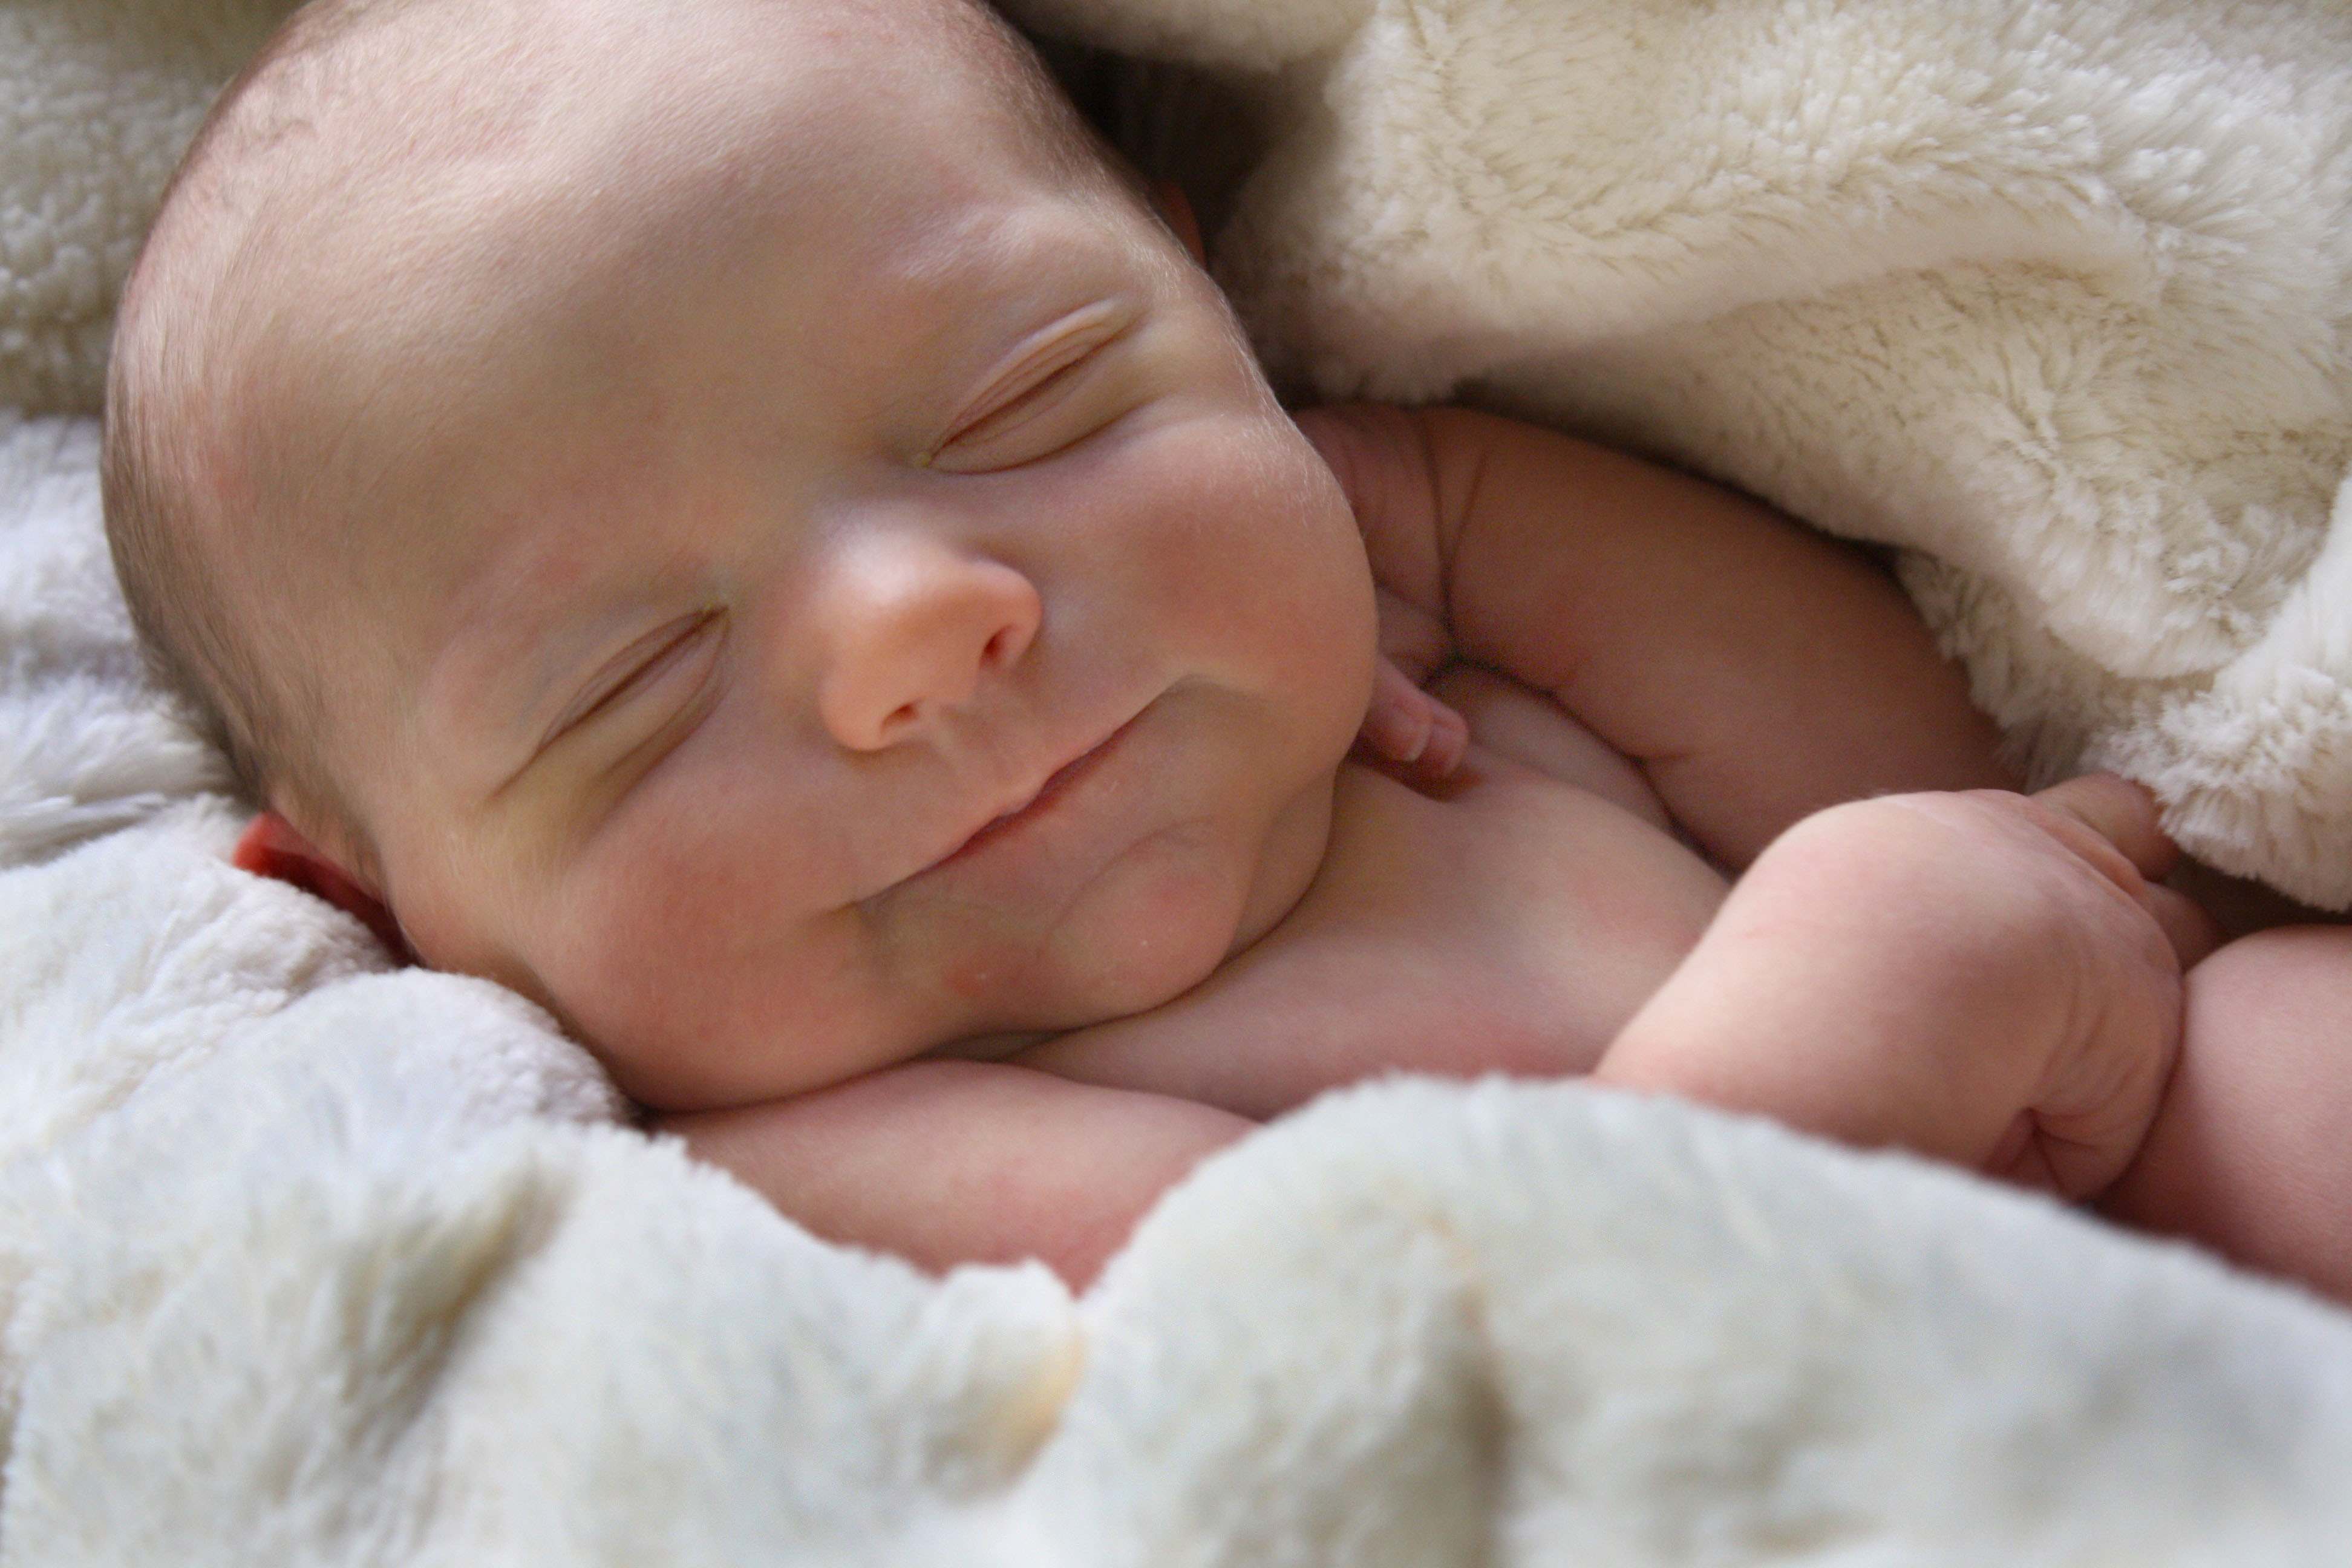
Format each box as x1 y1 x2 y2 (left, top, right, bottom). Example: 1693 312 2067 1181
1918 776 2220 1194
1788 775 2220 1196
1355 653 1469 780
1599 774 2221 1201
1295 406 1468 782
1353 578 1468 780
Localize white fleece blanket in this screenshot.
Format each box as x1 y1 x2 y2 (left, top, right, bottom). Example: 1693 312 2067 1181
5 1 2352 1562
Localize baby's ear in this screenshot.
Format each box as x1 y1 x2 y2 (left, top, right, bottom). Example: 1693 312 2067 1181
233 810 411 961
1152 178 1206 264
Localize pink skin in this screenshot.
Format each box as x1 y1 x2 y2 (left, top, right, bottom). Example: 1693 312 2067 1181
232 16 1380 1113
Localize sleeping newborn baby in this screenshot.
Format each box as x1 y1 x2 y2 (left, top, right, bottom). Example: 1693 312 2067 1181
105 0 2352 1294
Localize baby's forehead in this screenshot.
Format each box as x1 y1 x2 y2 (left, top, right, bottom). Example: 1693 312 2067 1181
229 3 1076 355
217 27 1123 654
194 0 1085 519
318 0 1037 187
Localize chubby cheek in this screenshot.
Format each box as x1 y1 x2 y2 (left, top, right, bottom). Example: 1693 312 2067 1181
1231 472 1379 739
511 812 921 1112
1116 417 1377 724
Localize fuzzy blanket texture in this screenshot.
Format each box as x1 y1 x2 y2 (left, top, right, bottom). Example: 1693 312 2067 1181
4 1 2352 1563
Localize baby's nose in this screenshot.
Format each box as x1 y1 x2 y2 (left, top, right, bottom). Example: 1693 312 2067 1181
813 529 1042 752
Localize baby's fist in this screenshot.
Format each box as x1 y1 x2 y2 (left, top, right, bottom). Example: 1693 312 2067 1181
1794 774 2216 1197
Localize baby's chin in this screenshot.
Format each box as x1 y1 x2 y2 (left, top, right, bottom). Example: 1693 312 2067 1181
926 768 1341 1042
930 828 1263 1031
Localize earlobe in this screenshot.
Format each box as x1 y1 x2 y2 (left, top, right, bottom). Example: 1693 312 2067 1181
233 810 412 961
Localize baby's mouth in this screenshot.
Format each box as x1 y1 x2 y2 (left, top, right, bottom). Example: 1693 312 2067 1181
924 713 1141 876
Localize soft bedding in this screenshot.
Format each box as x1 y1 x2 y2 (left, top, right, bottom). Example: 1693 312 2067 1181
4 1 2352 1561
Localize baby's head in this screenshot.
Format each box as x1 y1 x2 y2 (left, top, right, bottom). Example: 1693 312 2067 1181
106 0 1377 1109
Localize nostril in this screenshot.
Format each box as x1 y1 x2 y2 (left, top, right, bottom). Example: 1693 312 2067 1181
882 701 921 739
983 604 1039 671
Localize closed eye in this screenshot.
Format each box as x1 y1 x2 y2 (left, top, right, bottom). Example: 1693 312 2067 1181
538 609 727 754
945 351 1100 453
929 299 1134 471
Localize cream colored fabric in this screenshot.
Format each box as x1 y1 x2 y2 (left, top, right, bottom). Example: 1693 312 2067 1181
0 0 297 415
5 4 2352 1561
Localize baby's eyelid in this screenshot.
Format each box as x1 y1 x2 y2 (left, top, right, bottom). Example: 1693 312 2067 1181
932 300 1131 454
937 353 1100 458
539 609 726 750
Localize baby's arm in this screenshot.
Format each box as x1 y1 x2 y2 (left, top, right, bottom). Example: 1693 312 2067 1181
2102 925 2352 1299
659 1060 1252 1289
1303 404 2014 867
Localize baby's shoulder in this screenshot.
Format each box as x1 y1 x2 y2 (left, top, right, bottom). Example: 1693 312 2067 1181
1292 400 1547 503
1293 401 1598 624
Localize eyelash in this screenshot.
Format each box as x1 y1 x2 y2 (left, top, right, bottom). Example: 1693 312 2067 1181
544 610 726 750
929 308 1132 469
946 351 1100 454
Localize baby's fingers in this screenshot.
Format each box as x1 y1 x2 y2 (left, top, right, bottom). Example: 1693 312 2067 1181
1357 657 1468 777
2032 773 2180 883
2034 773 2220 967
2142 883 2224 970
1418 693 1469 776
